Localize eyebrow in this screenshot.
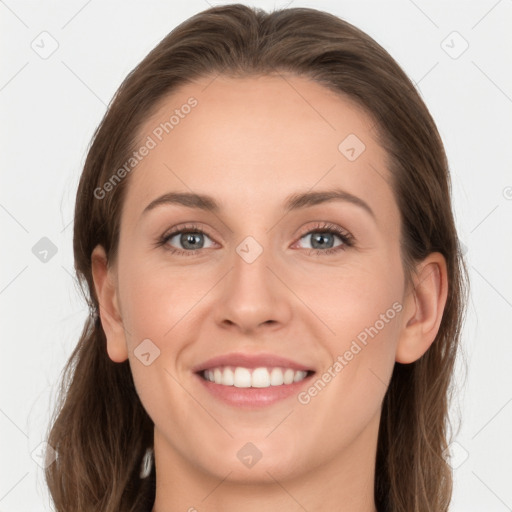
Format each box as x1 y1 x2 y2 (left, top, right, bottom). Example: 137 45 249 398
141 188 376 220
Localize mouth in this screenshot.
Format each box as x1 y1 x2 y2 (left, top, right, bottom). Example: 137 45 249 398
191 352 316 408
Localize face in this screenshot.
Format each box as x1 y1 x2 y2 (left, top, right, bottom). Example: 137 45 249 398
95 74 412 488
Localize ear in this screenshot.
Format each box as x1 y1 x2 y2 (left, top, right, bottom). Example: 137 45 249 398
395 252 448 364
91 244 128 363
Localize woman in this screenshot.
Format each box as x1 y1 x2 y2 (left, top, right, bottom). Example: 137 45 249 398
45 4 469 511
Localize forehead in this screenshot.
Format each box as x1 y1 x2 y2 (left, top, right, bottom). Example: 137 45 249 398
123 74 397 231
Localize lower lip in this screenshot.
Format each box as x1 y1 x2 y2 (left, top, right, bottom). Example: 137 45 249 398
194 372 315 408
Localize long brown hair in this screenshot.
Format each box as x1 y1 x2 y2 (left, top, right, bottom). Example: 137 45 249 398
45 4 469 511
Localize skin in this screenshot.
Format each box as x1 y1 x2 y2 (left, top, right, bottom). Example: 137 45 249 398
91 74 448 512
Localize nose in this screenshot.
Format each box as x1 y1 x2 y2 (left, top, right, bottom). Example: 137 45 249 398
214 240 293 334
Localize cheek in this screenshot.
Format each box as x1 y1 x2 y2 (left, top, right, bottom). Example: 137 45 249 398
297 295 401 460
316 256 403 398
303 260 403 346
117 256 214 404
117 253 210 345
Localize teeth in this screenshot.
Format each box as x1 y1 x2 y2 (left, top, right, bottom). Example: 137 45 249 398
202 366 309 388
222 367 234 386
233 367 252 387
284 368 295 384
270 367 284 386
251 367 270 388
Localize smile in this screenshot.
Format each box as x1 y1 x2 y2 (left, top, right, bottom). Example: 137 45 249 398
200 366 313 388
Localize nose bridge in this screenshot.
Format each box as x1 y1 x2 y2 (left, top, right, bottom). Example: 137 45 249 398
215 231 292 331
231 232 277 300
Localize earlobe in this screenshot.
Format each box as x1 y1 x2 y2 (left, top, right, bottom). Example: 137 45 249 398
90 245 128 363
395 252 448 364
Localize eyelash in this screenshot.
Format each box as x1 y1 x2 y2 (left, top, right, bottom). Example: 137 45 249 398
155 221 355 257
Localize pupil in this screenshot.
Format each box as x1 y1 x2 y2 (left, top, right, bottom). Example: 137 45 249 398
312 233 333 249
182 233 202 249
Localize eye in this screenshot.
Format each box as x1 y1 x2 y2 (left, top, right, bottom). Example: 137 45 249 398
157 223 215 256
294 222 354 256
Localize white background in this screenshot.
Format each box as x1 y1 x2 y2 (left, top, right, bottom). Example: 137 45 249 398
1 0 511 510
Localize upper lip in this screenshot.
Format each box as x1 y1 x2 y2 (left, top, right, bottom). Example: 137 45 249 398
191 352 316 373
